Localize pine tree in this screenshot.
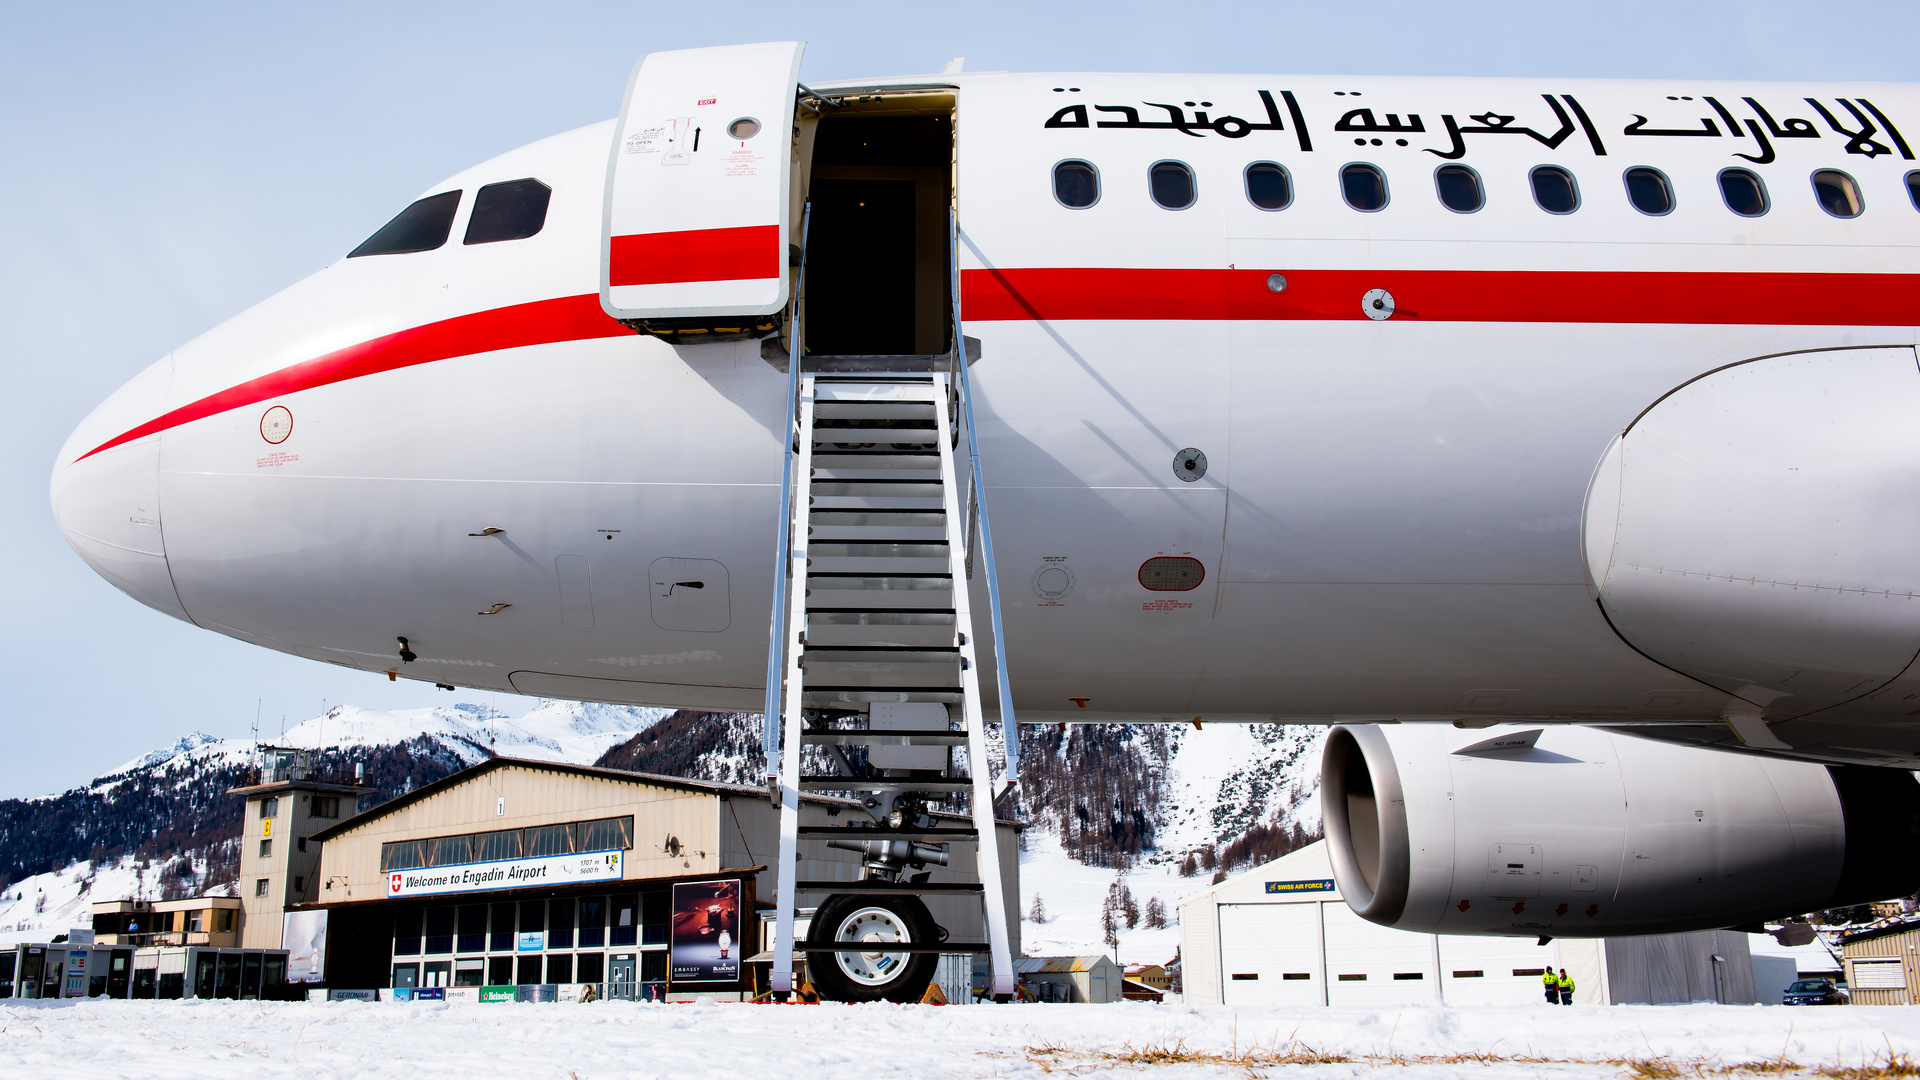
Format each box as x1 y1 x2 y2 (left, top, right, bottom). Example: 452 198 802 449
1121 884 1140 930
1144 896 1167 929
1028 894 1048 924
1179 852 1198 877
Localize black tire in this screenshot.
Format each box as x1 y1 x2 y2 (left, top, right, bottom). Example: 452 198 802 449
804 893 939 1003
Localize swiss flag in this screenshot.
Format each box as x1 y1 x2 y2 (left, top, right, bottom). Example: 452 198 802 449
389 873 403 894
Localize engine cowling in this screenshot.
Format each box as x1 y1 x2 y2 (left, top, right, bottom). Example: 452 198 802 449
1322 723 1920 937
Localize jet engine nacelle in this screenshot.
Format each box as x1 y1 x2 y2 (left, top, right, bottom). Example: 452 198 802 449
1322 724 1920 937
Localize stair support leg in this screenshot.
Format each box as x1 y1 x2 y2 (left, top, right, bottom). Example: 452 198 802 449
935 373 1017 999
770 375 818 997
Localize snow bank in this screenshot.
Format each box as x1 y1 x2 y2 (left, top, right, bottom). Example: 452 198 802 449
1 999 1914 1080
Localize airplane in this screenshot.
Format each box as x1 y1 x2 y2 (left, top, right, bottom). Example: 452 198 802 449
49 41 1920 1000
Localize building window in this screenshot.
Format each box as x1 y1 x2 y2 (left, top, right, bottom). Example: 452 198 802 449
254 879 269 897
311 796 340 819
259 839 272 859
259 797 279 819
297 837 308 853
216 909 233 932
187 910 204 933
293 877 304 893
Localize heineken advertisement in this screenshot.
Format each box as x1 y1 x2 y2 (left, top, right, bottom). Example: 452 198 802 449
386 849 623 898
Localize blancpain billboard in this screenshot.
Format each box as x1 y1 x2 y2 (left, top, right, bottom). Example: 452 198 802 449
387 850 624 898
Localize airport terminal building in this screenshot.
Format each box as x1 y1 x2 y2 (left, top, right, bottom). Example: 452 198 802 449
299 757 1021 998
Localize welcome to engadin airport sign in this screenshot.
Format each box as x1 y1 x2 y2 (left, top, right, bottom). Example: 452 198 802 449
387 850 624 898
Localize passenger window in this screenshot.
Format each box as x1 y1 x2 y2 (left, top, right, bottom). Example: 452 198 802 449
1341 163 1388 212
1434 165 1484 213
1811 170 1864 218
1244 162 1293 210
348 190 461 257
1053 160 1099 209
1530 166 1579 214
1907 171 1920 211
464 178 551 245
1149 161 1196 210
1623 167 1674 216
1717 169 1769 217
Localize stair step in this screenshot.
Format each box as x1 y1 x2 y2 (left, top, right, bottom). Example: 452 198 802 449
810 455 939 472
813 401 938 420
810 481 945 498
794 880 983 893
797 776 973 791
807 509 946 525
797 826 979 838
802 689 965 705
800 731 969 746
805 647 958 664
808 557 951 575
807 525 948 543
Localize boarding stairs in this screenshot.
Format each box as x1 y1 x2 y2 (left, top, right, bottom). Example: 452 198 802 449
761 209 1022 1002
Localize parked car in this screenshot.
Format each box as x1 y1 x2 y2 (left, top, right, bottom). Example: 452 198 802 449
1782 978 1847 1005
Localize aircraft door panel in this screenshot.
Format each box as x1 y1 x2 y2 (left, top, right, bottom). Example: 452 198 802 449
648 557 730 632
602 42 804 321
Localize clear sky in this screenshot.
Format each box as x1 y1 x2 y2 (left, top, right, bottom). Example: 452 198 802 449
4 1 1917 798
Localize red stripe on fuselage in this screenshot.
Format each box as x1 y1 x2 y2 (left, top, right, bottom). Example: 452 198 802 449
960 267 1920 325
607 225 782 286
76 294 630 462
78 269 1920 461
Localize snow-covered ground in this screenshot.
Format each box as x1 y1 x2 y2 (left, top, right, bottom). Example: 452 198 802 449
2 999 1915 1080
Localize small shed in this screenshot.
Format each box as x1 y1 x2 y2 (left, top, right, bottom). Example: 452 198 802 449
1015 954 1122 1003
1839 920 1920 1005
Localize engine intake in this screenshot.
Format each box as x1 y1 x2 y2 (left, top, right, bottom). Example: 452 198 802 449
1322 723 1920 937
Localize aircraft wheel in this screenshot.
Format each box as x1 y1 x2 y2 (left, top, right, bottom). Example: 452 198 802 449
804 893 938 1003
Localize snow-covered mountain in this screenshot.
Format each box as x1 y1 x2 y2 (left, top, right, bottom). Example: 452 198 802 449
0 699 671 943
2 703 1325 968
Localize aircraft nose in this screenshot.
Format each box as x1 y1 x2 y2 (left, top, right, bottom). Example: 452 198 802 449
51 357 192 622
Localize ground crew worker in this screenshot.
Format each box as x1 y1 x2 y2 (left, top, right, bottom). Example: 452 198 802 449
1556 967 1575 1005
1543 968 1558 1004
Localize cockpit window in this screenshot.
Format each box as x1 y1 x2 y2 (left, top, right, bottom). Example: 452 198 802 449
348 191 461 257
464 179 552 245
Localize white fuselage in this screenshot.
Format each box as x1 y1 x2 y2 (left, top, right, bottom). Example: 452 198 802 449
52 70 1920 761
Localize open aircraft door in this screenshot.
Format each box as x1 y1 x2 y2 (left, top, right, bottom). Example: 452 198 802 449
601 41 804 332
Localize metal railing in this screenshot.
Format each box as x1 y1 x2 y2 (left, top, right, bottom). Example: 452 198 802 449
762 203 813 787
948 208 1022 797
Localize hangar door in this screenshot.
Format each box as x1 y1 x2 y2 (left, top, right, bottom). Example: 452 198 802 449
1218 903 1324 1005
1322 902 1442 1006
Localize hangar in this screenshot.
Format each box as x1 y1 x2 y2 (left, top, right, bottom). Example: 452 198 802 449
1181 841 1765 1006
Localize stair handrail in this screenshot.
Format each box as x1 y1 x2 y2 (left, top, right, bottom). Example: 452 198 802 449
762 203 812 788
948 208 1022 798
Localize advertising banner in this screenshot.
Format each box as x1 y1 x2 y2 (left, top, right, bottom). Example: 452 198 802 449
670 879 742 985
283 910 328 982
386 849 623 898
479 985 516 1003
